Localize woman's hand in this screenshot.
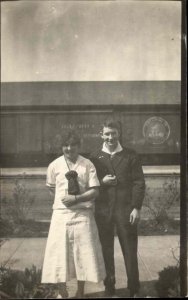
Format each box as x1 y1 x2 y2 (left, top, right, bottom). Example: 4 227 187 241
62 195 77 207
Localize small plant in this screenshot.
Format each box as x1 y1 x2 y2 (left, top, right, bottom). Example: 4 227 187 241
1 175 37 237
155 243 180 297
143 176 180 232
1 176 35 225
0 265 58 299
155 265 180 297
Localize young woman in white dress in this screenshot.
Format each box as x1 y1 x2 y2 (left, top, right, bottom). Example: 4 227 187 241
41 131 106 298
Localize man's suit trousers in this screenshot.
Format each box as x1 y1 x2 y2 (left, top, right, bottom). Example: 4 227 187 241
96 213 140 293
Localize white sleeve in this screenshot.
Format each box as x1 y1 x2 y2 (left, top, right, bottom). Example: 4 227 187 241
46 163 56 188
87 161 100 188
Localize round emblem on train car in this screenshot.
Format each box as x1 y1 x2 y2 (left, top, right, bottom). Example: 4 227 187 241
143 117 170 145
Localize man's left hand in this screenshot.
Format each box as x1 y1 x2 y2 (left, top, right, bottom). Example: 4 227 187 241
62 195 77 207
129 208 140 225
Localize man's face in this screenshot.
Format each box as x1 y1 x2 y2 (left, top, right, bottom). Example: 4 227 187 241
62 142 79 162
101 127 120 150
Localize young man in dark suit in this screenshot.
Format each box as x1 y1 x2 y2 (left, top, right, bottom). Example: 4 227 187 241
90 119 145 297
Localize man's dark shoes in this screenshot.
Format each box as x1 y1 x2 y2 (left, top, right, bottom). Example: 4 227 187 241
104 286 116 297
129 289 138 298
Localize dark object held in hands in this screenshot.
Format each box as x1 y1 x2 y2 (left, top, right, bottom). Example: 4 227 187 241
65 170 80 195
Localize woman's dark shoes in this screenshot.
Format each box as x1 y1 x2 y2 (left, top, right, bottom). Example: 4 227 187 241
57 286 69 299
129 289 139 298
75 291 84 298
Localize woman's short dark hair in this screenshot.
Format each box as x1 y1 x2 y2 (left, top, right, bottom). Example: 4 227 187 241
61 130 81 147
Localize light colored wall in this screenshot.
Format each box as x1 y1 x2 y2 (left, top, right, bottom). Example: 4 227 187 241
1 166 180 221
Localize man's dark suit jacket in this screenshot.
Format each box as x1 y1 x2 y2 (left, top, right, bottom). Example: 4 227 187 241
90 147 145 222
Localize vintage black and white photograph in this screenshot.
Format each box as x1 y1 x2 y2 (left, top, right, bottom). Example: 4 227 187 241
0 0 186 298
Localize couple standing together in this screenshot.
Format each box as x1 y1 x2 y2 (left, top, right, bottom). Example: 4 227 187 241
41 119 145 298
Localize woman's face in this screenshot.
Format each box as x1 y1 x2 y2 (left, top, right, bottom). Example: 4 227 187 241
62 142 80 162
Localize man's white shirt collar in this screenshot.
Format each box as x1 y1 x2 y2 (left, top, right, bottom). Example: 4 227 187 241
102 142 123 155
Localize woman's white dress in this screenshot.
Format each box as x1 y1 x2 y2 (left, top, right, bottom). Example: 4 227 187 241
41 155 106 283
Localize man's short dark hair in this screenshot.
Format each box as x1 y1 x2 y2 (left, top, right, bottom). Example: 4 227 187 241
61 130 81 147
101 119 121 132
